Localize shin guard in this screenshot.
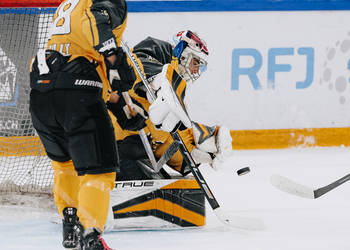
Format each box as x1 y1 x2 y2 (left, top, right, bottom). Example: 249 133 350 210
78 172 116 232
52 160 80 217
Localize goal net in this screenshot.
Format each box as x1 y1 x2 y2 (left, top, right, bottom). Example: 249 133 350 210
0 0 61 193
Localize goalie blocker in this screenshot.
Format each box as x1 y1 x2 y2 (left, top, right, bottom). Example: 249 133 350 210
106 178 205 231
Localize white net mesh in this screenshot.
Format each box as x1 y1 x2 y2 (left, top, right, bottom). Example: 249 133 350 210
0 8 55 193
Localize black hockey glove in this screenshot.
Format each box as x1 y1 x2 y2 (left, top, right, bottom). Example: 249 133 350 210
106 96 148 131
105 47 136 92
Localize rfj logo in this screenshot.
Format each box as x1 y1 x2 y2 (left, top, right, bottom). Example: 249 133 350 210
0 48 17 103
231 47 314 90
320 34 350 105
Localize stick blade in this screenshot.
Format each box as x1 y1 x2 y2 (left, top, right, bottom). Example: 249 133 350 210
214 207 265 231
270 174 315 199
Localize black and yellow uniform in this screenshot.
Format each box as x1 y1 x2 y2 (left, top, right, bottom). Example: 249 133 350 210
29 0 130 233
110 37 216 179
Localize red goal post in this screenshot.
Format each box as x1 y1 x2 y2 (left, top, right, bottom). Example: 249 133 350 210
0 0 61 8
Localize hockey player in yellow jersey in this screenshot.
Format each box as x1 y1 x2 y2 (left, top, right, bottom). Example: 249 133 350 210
107 30 233 180
29 0 134 249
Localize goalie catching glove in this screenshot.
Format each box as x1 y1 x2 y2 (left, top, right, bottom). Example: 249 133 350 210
107 93 148 131
191 122 233 170
148 64 192 132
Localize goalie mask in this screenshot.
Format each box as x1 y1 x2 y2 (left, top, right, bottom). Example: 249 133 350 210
173 30 209 83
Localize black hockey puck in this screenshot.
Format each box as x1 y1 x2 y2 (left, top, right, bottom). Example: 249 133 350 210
237 167 250 176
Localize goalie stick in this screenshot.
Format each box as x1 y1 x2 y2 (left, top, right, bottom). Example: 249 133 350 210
121 41 264 231
121 92 179 173
270 173 350 199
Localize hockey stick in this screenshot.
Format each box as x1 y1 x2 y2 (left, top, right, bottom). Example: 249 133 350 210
121 41 264 230
151 140 179 173
270 173 350 199
121 92 158 167
121 92 178 173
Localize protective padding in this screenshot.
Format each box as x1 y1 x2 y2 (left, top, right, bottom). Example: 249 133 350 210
193 122 218 153
77 172 116 232
112 179 206 228
154 128 194 173
52 160 80 217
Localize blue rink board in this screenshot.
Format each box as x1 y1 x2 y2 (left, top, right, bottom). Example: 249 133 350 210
1 0 350 13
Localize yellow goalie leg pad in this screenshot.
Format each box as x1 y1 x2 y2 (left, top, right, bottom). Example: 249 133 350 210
52 160 80 217
78 172 116 232
155 128 195 172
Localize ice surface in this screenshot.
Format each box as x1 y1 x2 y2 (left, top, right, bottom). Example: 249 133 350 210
1 147 349 250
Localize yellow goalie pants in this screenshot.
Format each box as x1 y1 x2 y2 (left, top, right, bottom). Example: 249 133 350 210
52 160 115 232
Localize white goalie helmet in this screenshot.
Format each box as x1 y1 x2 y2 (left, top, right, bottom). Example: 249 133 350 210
172 30 209 83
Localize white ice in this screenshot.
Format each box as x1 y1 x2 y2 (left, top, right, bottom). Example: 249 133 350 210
1 147 349 250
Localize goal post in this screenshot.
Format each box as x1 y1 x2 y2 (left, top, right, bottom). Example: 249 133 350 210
0 1 59 193
0 0 61 8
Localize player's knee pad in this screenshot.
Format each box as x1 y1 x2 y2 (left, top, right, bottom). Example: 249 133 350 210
52 160 80 216
80 172 116 191
52 160 75 172
78 172 116 232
